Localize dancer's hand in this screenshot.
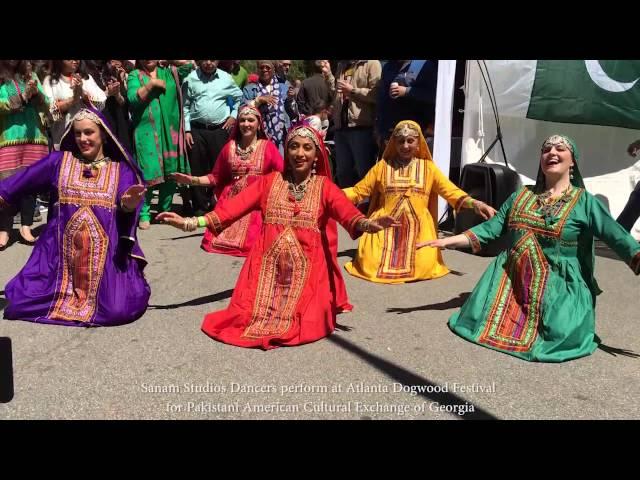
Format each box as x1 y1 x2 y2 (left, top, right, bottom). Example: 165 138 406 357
374 215 401 229
121 184 147 211
417 233 472 250
417 239 449 249
359 215 401 233
171 172 193 185
473 200 497 220
156 211 185 229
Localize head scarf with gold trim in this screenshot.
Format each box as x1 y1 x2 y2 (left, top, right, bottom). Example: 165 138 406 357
382 120 432 162
59 106 146 262
380 120 440 232
534 134 584 190
60 107 144 185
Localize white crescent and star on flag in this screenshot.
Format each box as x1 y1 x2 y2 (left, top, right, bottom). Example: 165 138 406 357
584 60 640 93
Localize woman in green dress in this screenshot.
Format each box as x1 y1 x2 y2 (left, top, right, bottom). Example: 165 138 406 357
127 60 192 229
421 134 640 362
0 60 50 248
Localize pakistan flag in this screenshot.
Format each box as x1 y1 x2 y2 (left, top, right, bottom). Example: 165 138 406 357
526 60 640 129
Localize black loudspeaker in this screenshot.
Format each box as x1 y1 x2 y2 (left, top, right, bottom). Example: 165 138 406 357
454 162 521 256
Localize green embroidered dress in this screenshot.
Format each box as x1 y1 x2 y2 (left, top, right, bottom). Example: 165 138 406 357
451 185 640 362
0 74 50 175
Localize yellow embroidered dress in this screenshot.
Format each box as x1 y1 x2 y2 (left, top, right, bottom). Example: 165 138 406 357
343 120 474 283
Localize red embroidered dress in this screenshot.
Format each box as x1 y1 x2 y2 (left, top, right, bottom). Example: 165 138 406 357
201 171 364 349
201 138 283 256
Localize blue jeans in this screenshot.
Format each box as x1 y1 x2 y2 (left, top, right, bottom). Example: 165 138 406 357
334 128 377 188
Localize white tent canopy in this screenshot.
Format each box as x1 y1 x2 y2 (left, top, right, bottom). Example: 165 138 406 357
460 60 640 235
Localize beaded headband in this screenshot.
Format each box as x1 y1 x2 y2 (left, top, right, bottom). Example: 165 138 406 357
238 106 260 118
286 126 321 149
393 122 420 138
542 135 574 155
72 109 102 125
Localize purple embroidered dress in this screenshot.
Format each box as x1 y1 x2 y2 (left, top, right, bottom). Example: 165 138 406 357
0 108 150 326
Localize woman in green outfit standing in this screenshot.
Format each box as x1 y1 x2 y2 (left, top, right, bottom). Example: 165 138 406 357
127 60 192 229
420 134 640 362
0 60 50 248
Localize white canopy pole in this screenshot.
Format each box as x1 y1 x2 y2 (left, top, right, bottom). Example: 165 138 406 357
433 60 457 221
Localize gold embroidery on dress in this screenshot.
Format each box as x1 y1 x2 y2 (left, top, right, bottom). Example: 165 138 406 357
384 158 426 194
49 207 109 322
57 152 120 209
264 173 324 232
211 141 269 250
377 196 419 279
243 227 309 338
508 187 583 239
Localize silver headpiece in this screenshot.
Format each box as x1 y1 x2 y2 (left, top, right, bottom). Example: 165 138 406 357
72 109 102 125
542 135 574 155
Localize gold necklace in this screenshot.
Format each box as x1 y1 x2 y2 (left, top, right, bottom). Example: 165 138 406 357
81 156 109 178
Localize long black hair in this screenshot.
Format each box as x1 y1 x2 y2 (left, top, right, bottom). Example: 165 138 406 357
49 60 90 84
0 60 33 84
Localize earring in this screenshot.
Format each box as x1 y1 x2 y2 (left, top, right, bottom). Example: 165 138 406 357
311 160 317 175
570 166 574 180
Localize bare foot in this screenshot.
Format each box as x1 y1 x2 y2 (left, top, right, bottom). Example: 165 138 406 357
138 221 151 230
19 225 36 244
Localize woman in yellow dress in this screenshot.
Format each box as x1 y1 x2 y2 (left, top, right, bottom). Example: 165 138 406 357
343 120 496 283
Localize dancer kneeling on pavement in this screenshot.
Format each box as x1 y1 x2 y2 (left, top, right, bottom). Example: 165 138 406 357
171 105 284 257
158 124 399 349
342 120 496 284
420 135 640 362
0 108 150 326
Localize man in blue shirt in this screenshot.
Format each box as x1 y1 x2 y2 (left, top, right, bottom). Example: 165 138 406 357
182 60 243 216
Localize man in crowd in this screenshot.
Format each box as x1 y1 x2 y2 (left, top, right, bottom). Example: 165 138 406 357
331 59 381 188
182 60 242 216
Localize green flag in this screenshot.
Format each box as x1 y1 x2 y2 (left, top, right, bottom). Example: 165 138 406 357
526 60 640 129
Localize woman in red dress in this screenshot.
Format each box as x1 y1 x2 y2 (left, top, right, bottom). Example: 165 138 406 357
158 125 398 349
172 105 284 256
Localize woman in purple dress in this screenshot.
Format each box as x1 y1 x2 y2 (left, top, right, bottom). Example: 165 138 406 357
0 107 150 326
